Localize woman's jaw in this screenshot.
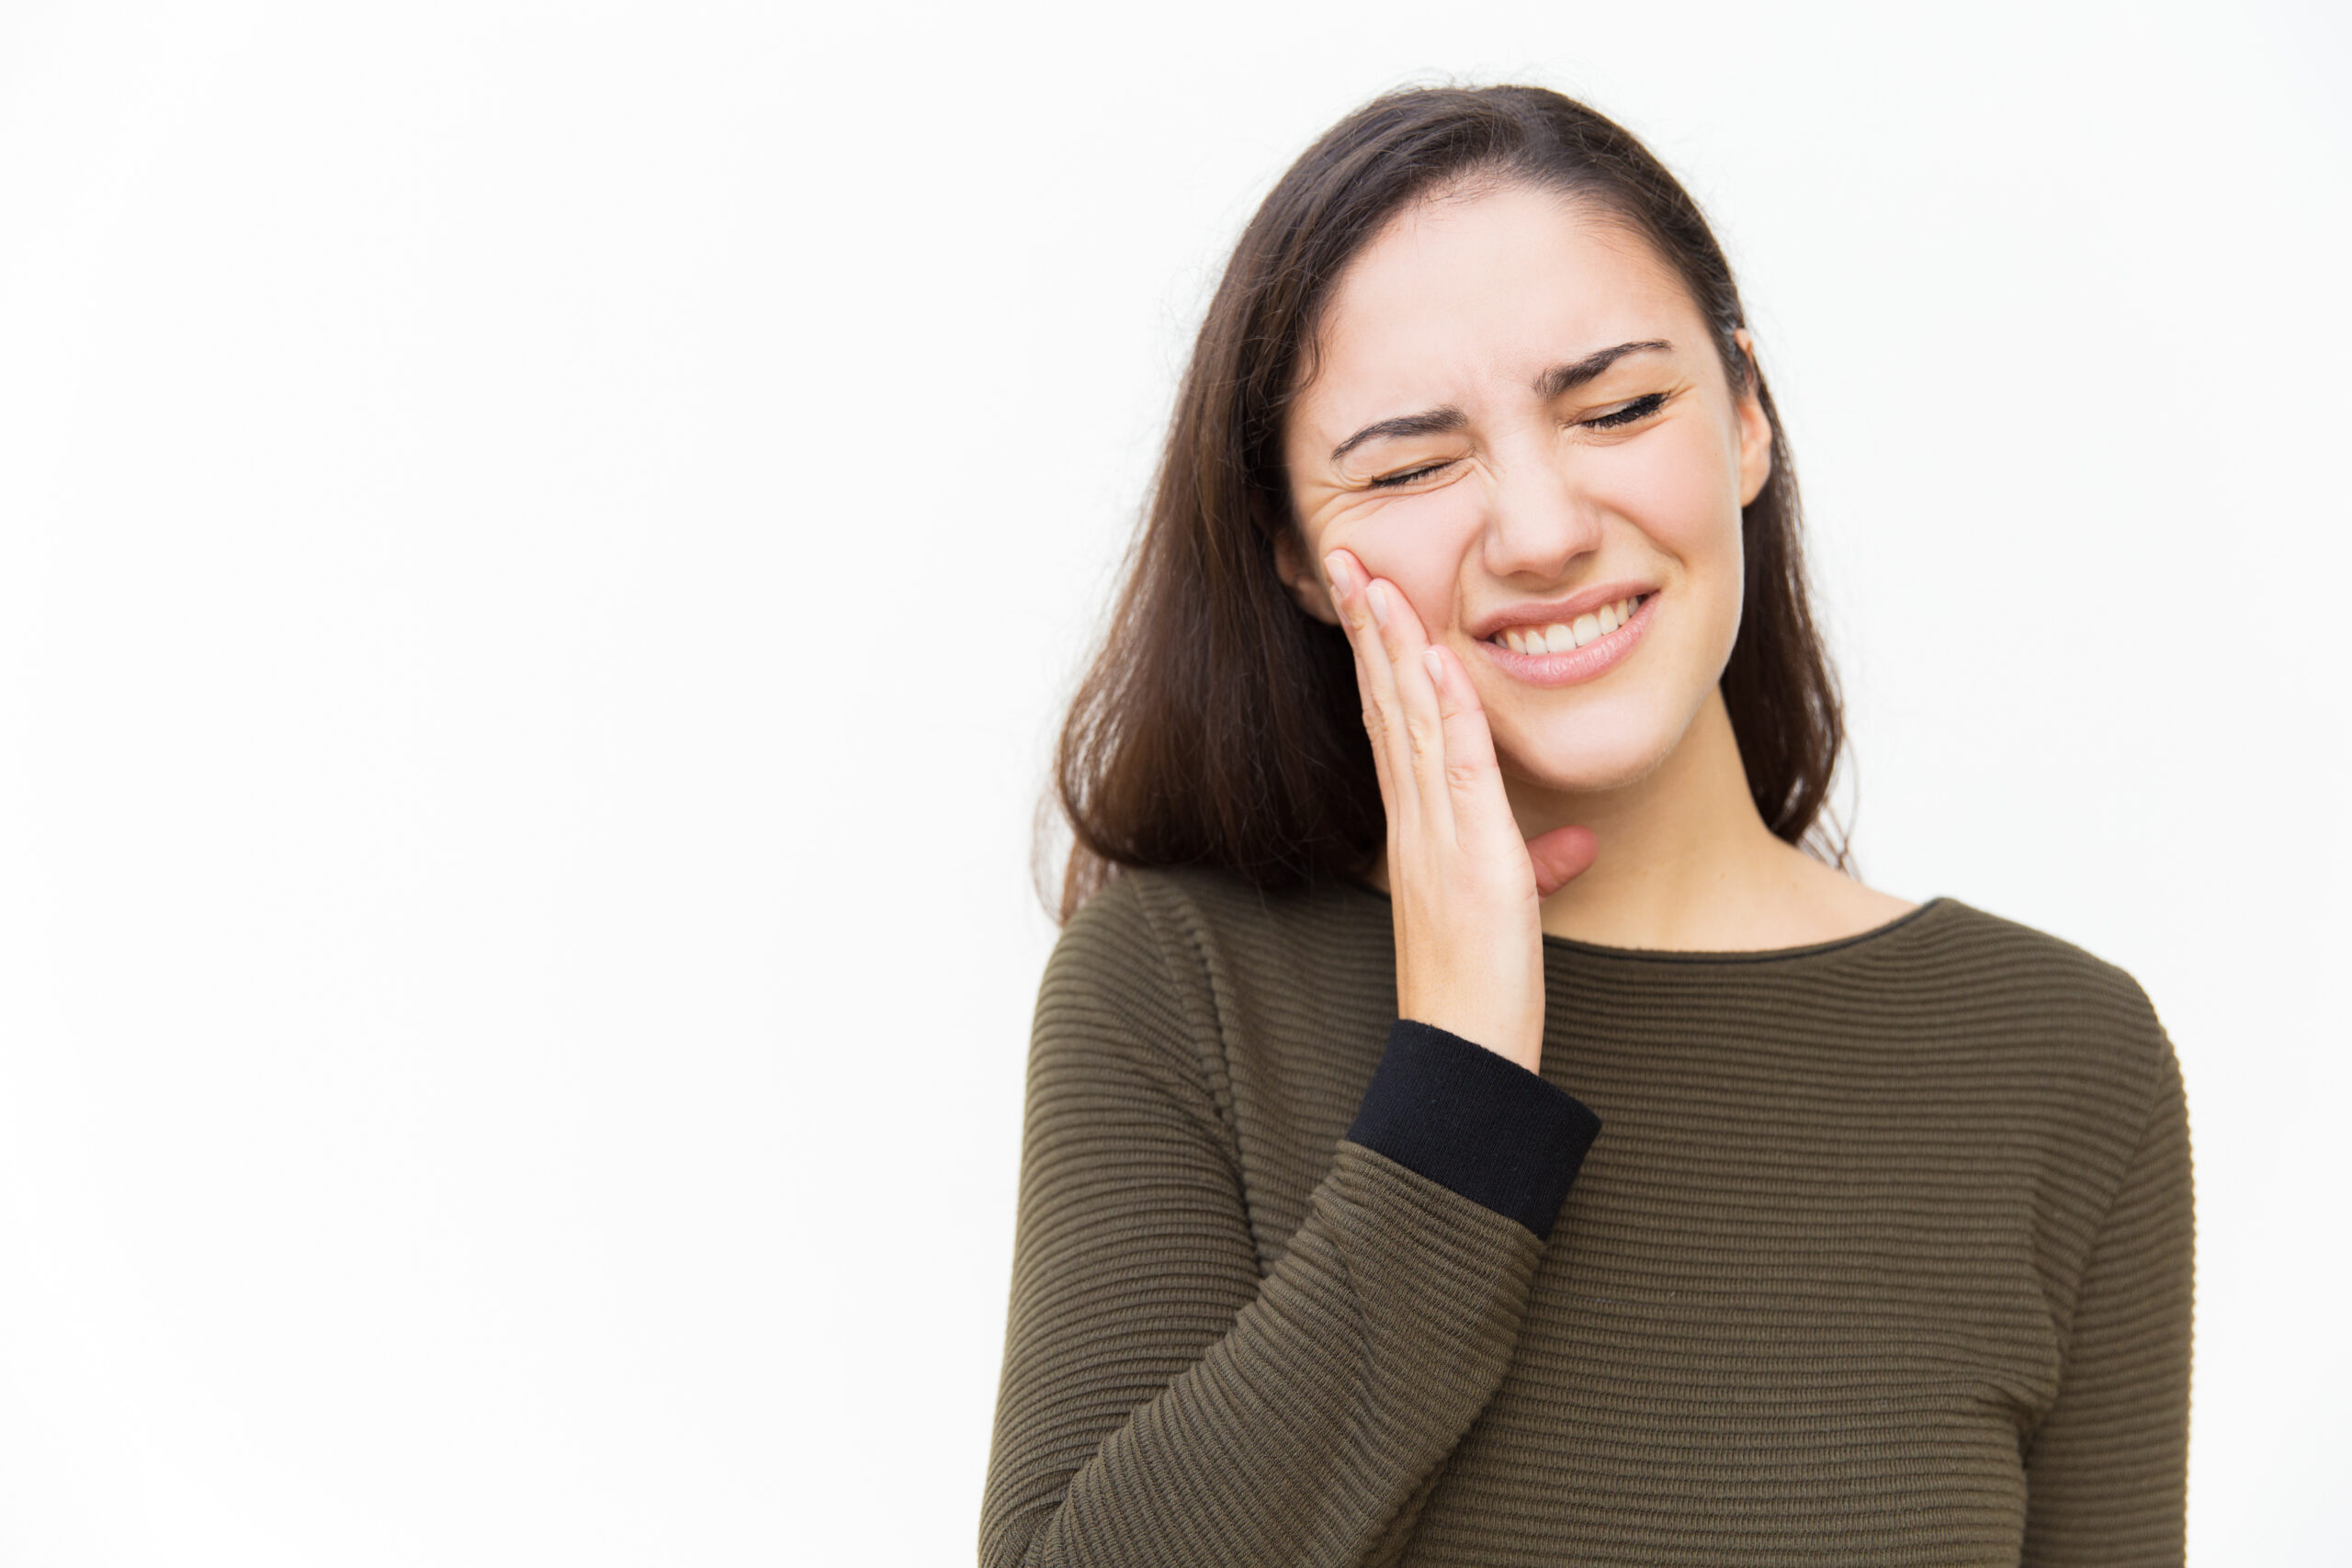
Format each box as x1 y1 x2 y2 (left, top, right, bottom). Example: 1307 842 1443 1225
1458 567 1743 802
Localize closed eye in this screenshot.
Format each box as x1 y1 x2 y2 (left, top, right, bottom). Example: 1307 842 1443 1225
1368 392 1668 483
1367 459 1455 489
1583 391 1669 429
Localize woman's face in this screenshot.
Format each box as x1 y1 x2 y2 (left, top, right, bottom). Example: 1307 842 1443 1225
1280 181 1772 796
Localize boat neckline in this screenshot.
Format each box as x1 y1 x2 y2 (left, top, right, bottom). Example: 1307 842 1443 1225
1334 880 1954 964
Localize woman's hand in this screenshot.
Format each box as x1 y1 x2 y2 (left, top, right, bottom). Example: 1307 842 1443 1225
1323 548 1598 1075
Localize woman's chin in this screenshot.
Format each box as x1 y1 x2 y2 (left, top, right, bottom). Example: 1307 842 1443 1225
1497 736 1676 799
1487 673 1722 800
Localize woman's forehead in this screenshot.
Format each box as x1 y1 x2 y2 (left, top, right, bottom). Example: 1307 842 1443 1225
1294 190 1702 438
1329 189 1687 351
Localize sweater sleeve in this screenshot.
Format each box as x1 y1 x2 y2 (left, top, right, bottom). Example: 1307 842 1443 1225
978 878 1600 1568
2021 1027 2195 1566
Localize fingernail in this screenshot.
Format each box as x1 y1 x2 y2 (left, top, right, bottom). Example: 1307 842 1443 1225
1322 552 1350 595
1366 582 1390 626
1422 648 1444 683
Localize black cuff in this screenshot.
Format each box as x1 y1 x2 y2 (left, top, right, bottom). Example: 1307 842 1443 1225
1344 1019 1602 1241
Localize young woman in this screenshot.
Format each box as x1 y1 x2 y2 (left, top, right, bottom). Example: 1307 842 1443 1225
981 85 2191 1566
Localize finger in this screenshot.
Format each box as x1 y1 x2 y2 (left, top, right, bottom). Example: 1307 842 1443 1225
1419 641 1513 849
1323 550 1415 835
1324 552 1398 805
1425 644 1597 896
1363 577 1456 845
1526 825 1600 899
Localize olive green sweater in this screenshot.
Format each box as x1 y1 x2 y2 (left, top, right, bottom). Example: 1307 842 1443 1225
980 868 2193 1566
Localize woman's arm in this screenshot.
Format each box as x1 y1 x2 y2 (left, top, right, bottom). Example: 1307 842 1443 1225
2021 1032 2195 1565
978 876 1600 1568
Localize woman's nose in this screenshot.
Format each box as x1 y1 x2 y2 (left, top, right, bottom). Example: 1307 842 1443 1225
1479 450 1605 581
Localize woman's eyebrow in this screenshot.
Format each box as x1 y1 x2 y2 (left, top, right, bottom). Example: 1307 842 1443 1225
1329 407 1467 465
1533 339 1673 400
1328 340 1677 465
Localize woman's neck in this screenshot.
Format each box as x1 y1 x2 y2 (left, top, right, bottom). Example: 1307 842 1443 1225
1369 686 1912 953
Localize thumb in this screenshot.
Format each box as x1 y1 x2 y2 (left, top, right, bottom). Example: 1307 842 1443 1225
1526 825 1599 899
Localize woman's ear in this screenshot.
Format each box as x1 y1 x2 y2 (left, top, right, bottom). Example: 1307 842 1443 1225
1732 328 1774 507
1272 527 1343 626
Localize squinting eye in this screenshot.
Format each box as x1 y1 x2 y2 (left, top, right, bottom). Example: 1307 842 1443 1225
1583 391 1669 429
1368 460 1453 489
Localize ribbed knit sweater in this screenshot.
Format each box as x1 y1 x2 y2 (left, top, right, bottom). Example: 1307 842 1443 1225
980 868 2194 1566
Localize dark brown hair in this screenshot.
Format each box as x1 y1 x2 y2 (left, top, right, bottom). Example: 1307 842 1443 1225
1047 85 1848 920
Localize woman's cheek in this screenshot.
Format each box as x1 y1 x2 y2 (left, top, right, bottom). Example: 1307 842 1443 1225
1591 425 1743 558
1340 492 1482 632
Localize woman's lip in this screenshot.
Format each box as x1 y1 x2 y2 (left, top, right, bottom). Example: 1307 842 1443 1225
1472 591 1657 686
1469 581 1659 640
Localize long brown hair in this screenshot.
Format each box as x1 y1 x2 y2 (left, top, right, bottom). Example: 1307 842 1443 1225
1048 85 1849 920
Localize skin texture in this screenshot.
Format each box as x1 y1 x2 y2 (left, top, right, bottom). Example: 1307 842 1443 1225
1274 181 1914 1067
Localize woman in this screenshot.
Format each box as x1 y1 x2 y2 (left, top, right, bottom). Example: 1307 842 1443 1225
981 85 2191 1566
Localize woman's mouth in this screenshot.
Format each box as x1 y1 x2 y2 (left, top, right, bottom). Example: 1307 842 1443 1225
1476 591 1657 685
1486 593 1650 655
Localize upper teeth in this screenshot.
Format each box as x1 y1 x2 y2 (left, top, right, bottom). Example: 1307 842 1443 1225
1494 596 1644 655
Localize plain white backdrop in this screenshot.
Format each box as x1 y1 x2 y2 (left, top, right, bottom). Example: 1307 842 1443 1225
1 1 2345 1562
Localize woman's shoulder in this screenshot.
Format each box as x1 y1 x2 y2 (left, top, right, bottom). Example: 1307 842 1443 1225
1049 864 1394 1024
1060 863 1387 962
1895 896 2179 1108
1917 897 2165 1022
1903 900 2191 1314
1032 868 1395 1113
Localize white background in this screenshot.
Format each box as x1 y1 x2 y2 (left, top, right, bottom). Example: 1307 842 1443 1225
2 1 2345 1562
